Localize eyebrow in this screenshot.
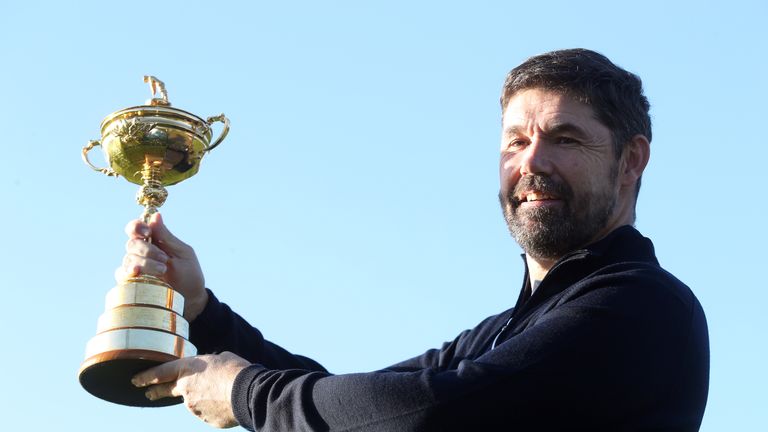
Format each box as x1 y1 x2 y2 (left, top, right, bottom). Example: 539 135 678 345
503 122 590 139
545 122 590 139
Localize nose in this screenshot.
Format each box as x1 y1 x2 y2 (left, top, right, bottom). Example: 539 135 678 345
518 139 553 177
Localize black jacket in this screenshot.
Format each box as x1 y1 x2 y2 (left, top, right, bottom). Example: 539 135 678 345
190 226 709 431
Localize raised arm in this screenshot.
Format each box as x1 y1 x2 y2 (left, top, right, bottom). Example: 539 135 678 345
119 213 326 370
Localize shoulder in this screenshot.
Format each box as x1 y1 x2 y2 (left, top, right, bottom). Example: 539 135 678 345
557 260 707 342
582 261 697 306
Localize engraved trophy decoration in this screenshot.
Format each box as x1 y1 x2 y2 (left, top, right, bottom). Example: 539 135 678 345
79 76 229 406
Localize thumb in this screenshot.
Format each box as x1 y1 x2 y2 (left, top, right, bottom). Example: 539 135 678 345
149 213 194 258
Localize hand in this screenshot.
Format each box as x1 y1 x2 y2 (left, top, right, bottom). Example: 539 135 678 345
132 352 251 428
115 212 209 321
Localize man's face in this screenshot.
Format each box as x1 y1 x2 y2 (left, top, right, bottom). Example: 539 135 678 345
499 88 621 259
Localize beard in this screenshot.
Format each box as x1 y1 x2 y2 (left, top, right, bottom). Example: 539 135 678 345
499 171 617 260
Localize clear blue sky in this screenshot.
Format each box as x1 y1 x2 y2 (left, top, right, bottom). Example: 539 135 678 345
1 1 764 430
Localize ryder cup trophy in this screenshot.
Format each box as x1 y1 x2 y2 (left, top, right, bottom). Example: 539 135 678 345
78 76 229 406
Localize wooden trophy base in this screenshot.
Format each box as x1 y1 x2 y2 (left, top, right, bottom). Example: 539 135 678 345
79 349 182 407
79 278 196 407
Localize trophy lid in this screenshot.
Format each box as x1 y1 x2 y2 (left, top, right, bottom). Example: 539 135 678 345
83 76 229 187
99 76 209 133
95 77 213 186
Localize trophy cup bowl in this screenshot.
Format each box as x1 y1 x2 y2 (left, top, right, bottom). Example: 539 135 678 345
79 76 229 407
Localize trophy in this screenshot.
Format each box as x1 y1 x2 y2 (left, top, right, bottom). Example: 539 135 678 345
79 76 229 406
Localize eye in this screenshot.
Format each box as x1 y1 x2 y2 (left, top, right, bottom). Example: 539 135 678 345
504 139 529 152
555 136 580 145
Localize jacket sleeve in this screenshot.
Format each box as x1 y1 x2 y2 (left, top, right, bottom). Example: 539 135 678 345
189 290 327 372
228 267 708 431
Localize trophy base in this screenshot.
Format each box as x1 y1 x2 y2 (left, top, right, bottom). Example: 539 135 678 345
79 349 182 407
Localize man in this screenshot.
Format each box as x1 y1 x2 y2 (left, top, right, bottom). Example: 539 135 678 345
124 49 709 430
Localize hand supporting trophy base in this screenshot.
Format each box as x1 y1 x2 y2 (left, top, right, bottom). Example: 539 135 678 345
78 77 229 407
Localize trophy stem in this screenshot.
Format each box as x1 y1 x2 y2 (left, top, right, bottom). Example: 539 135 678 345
136 159 168 227
135 159 168 286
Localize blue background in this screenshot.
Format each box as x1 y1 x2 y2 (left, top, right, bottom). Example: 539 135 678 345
0 1 764 430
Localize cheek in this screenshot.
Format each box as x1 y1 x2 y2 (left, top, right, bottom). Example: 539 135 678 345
570 168 615 201
499 155 520 194
557 155 598 190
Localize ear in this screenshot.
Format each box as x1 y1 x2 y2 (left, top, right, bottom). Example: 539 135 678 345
619 134 650 189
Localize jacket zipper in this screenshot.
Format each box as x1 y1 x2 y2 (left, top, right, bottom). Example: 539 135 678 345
490 250 590 350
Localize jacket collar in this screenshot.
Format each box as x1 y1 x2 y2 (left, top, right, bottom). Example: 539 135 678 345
578 225 657 263
513 225 658 313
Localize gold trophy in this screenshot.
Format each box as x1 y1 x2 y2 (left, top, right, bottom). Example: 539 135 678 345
79 76 229 406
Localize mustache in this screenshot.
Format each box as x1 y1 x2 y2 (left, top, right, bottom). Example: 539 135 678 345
507 175 573 206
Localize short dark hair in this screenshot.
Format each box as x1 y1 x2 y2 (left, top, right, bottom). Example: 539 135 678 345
501 49 651 196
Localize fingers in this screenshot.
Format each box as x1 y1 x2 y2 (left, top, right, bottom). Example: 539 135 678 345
125 237 170 262
132 358 187 390
133 357 205 402
123 213 193 257
124 219 151 240
114 263 137 282
119 214 185 282
115 238 169 281
147 213 195 258
122 252 167 276
144 382 181 401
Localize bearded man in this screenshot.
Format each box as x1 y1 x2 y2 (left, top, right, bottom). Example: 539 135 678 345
124 49 709 431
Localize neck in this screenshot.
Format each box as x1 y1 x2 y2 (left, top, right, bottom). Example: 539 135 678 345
524 223 630 291
526 255 555 292
525 222 634 291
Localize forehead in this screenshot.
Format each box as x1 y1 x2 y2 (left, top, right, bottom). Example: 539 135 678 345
501 88 603 133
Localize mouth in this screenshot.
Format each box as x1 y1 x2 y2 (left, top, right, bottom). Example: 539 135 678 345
506 174 572 209
517 191 560 203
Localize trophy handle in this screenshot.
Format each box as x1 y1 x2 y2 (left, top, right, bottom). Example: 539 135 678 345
205 114 230 152
82 140 118 177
